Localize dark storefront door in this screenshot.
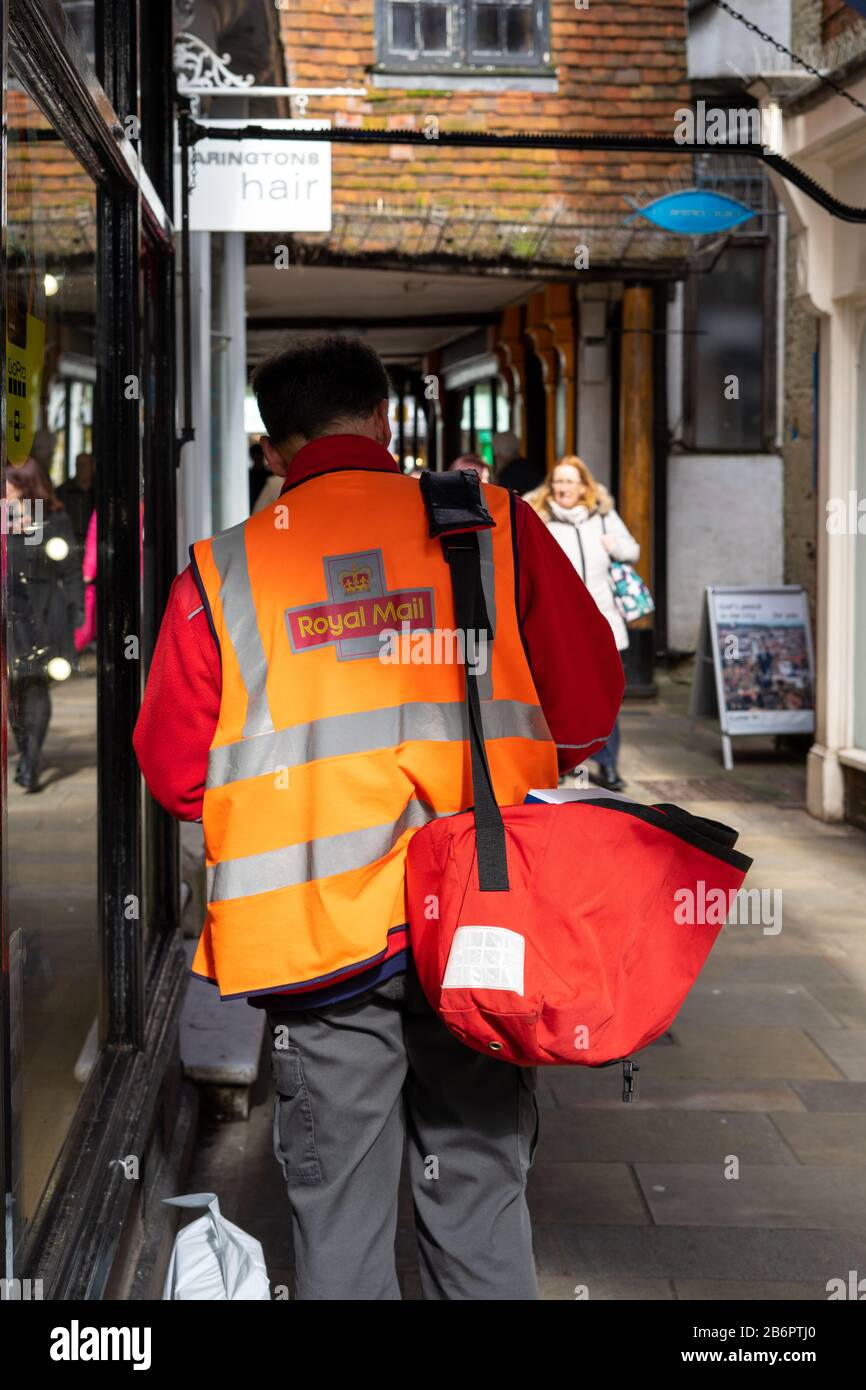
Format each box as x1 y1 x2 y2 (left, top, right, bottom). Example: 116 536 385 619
1 0 181 1296
4 66 101 1238
524 343 547 478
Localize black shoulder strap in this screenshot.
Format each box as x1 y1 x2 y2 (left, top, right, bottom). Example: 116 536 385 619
419 466 495 537
420 471 509 892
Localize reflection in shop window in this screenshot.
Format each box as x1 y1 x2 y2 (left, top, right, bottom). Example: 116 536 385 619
3 67 99 1244
56 2 98 81
378 0 549 70
390 1 451 54
388 391 430 471
686 244 766 452
456 378 501 464
472 0 535 57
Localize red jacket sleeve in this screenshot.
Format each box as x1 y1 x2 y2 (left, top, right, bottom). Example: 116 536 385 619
133 567 220 820
512 495 624 774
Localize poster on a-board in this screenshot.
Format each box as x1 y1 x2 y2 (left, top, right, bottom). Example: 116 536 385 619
690 586 815 770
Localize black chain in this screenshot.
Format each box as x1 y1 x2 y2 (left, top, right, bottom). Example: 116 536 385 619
712 0 866 117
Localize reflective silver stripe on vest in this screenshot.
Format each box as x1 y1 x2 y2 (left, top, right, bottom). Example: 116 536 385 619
211 523 275 738
477 527 495 701
205 698 552 791
207 796 444 903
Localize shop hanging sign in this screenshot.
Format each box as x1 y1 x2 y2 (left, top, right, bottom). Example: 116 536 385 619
689 586 815 770
176 119 332 233
626 189 756 235
5 244 46 466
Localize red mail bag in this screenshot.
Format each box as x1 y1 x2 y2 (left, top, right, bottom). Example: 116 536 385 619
406 471 753 1075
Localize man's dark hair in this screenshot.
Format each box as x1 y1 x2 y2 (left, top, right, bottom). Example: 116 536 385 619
251 336 390 444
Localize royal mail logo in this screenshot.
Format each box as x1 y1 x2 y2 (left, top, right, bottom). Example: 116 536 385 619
286 548 434 660
338 564 372 595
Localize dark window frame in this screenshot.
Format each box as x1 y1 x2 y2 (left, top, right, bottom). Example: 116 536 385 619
681 151 779 455
1 0 181 1292
682 230 778 456
680 107 779 455
375 0 552 75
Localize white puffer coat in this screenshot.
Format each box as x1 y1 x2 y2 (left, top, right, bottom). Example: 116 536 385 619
524 483 640 652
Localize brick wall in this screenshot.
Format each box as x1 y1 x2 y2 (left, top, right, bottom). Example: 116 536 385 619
277 0 690 261
822 0 860 44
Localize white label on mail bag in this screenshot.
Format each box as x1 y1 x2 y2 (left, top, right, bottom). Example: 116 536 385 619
442 926 525 995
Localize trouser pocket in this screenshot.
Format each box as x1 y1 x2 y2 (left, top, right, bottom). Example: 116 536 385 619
271 1048 323 1184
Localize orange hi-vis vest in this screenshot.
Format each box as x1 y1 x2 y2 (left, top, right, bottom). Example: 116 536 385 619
189 467 558 999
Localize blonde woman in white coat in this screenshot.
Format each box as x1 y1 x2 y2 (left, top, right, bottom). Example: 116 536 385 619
525 455 639 790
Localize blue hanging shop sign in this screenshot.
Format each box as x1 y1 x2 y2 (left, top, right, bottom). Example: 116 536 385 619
627 189 756 235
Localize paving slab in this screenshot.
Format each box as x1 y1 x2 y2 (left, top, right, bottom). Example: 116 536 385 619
539 1275 676 1300
634 1163 866 1232
547 1074 807 1112
554 1225 866 1282
624 1025 841 1081
531 1222 569 1276
789 1080 866 1113
673 1279 829 1301
704 931 815 958
526 1162 650 1225
768 1112 866 1166
806 1029 866 1081
674 984 842 1032
695 954 849 990
819 952 866 985
537 1109 796 1165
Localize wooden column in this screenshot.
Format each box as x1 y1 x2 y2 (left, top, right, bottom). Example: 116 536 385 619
544 283 577 457
619 285 656 691
495 304 527 450
425 348 444 470
526 291 559 474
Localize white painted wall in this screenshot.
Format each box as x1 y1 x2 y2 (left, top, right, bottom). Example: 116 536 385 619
576 376 611 488
764 70 866 819
576 296 612 487
178 230 213 569
688 0 791 81
667 282 685 444
667 452 784 650
213 231 250 534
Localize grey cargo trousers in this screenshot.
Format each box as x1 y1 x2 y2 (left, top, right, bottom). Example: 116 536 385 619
266 958 540 1300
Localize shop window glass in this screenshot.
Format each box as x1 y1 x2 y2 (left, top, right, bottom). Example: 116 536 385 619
495 389 511 434
459 389 473 455
3 66 99 1235
378 0 548 70
57 2 98 85
690 245 765 451
472 1 535 57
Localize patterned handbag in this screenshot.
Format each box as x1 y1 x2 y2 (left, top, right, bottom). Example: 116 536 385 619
602 515 655 623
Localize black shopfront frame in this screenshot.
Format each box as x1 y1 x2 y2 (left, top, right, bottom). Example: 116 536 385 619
0 0 183 1297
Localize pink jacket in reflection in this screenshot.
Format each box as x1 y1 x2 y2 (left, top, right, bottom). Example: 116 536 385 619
74 510 96 652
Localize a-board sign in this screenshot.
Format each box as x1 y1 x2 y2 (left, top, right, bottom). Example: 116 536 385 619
175 119 332 233
690 586 815 768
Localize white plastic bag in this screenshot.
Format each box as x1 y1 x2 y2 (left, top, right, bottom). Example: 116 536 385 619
162 1193 271 1300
